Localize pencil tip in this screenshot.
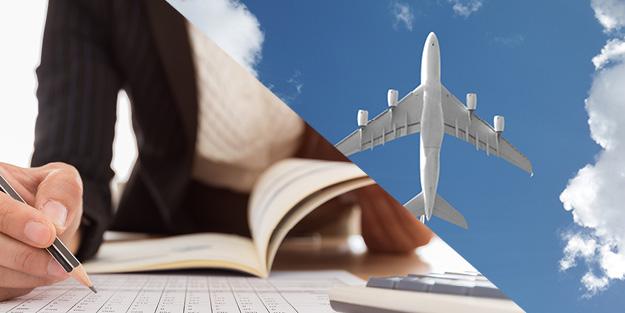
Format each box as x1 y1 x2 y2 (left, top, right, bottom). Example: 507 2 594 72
89 286 97 293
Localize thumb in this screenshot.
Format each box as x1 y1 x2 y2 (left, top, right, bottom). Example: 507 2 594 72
32 163 83 235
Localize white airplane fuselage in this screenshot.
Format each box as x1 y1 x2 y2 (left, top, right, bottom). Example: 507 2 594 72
418 32 443 220
336 31 531 228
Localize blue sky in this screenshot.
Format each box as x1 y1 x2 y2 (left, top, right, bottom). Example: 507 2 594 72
236 0 625 311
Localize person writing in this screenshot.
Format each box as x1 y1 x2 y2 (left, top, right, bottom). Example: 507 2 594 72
0 163 83 300
0 0 432 300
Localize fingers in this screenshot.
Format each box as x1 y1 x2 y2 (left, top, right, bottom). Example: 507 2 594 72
0 236 66 291
392 202 434 247
33 163 83 235
360 196 390 250
0 234 68 279
0 162 80 296
361 190 413 253
359 185 431 253
0 192 56 248
359 187 392 250
0 267 64 289
0 288 32 302
386 198 430 249
0 163 37 205
371 193 417 252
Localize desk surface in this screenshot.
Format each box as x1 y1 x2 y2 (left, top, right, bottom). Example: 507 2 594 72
273 236 475 280
101 232 475 280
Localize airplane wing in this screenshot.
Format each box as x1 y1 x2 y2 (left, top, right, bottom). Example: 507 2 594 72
440 85 533 175
336 86 424 156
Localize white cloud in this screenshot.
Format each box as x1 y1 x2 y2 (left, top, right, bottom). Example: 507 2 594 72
591 0 625 32
287 70 304 95
600 245 625 279
391 2 415 31
559 0 625 296
272 70 304 104
581 272 609 295
592 38 625 69
560 234 597 271
167 0 264 75
449 0 483 17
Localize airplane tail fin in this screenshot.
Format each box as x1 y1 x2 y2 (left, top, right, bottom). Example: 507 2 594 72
404 193 468 229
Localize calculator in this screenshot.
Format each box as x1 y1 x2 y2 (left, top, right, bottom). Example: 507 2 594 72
329 272 524 313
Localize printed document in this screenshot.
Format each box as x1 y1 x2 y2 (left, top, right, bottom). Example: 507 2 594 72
0 271 363 313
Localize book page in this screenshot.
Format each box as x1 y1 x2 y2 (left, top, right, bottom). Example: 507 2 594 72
247 158 372 269
265 178 374 269
84 233 264 277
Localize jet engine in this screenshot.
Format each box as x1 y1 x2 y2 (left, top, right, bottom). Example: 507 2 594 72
387 89 399 107
494 115 505 133
466 93 477 111
357 110 369 127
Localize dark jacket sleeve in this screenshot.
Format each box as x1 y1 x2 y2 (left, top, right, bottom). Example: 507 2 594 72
32 0 120 260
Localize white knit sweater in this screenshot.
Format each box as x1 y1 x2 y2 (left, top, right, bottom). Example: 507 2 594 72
187 22 304 193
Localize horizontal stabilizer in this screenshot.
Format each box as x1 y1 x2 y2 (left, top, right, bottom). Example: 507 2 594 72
433 195 468 229
404 192 425 218
403 193 468 229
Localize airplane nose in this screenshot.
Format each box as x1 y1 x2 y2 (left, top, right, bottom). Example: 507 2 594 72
426 32 438 45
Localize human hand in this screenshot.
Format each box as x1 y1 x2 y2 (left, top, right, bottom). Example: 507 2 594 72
356 185 433 254
0 162 83 301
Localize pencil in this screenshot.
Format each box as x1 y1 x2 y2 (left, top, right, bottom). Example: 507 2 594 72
0 174 97 293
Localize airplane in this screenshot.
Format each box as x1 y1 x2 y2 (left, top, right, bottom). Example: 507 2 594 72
335 32 533 229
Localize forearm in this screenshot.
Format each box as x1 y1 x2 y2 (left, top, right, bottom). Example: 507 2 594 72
34 0 120 261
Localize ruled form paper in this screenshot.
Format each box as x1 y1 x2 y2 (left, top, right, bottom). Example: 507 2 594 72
0 271 362 313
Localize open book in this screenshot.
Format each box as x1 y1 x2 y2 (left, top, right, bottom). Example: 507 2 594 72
84 158 373 277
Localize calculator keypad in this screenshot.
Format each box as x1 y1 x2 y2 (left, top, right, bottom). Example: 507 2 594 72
366 272 508 299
